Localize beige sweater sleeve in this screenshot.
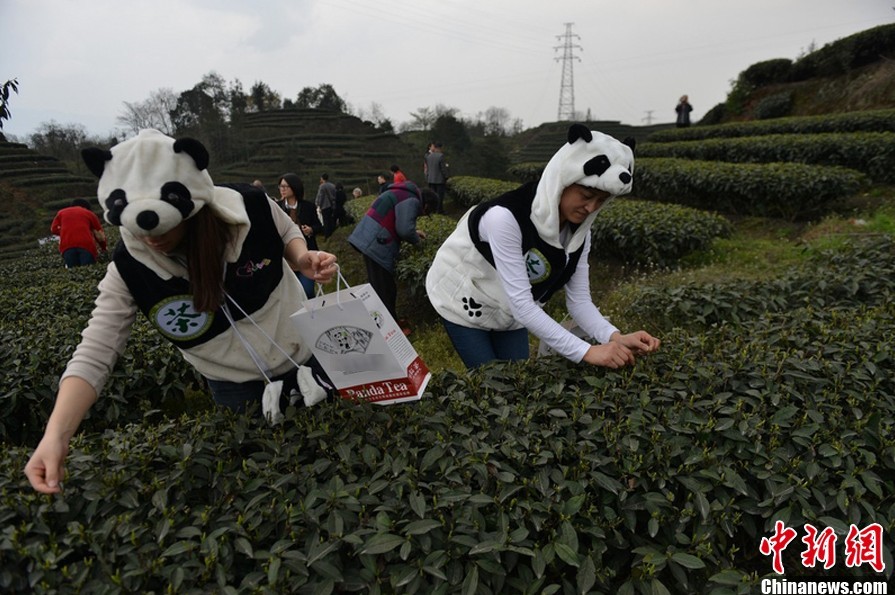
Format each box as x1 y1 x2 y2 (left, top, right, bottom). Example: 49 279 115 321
61 262 138 396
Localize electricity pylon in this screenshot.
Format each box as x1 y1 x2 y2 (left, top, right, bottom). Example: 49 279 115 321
554 23 582 121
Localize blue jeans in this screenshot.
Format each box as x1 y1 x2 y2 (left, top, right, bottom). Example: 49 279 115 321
206 358 332 414
63 248 95 268
296 272 315 298
441 318 529 369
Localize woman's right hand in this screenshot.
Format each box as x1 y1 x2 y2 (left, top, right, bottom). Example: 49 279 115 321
23 376 97 493
582 342 636 368
24 435 69 494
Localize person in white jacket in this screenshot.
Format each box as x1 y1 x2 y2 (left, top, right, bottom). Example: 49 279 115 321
25 130 338 494
425 124 660 369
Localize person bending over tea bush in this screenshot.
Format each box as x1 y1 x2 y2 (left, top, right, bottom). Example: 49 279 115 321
426 124 660 369
25 130 338 494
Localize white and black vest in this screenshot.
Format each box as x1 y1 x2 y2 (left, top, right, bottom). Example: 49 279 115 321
114 185 283 349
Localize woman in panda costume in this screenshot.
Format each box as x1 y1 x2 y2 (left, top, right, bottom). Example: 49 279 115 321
426 124 660 369
26 130 338 494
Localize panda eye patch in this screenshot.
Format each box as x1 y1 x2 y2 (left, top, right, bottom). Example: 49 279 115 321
159 181 194 218
583 155 611 177
105 189 128 226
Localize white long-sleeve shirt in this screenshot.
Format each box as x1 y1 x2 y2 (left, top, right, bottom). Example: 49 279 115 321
479 206 618 362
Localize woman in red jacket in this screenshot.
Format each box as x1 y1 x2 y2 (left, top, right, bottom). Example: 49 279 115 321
51 198 107 267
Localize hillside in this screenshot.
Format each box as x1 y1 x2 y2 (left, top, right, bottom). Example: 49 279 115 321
1 23 893 258
0 111 420 258
0 139 96 257
214 108 420 195
720 59 895 123
508 120 672 165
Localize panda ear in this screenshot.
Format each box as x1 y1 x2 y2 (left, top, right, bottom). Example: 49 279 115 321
82 147 112 178
173 137 210 171
567 123 593 145
622 136 636 153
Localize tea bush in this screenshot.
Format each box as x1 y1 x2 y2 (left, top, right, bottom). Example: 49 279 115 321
395 214 459 298
635 158 866 220
446 176 518 209
647 109 895 143
614 235 895 334
0 255 206 446
345 195 375 222
591 199 732 268
506 163 543 183
638 132 895 184
753 92 793 120
2 277 892 592
2 195 892 593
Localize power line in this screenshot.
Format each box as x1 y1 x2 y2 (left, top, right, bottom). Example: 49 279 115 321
554 23 582 121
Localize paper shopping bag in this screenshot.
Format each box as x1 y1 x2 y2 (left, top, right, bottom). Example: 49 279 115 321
290 283 430 404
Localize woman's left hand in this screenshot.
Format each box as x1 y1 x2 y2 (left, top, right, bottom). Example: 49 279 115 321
301 250 338 283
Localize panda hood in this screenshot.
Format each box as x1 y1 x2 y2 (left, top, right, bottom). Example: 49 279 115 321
82 129 250 278
531 124 634 252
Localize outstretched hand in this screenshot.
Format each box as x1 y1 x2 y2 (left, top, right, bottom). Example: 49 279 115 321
614 330 661 355
582 331 660 368
24 436 68 494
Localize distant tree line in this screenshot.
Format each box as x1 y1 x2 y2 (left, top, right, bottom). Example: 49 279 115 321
4 70 526 180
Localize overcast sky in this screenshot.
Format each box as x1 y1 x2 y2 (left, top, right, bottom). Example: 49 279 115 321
1 0 892 140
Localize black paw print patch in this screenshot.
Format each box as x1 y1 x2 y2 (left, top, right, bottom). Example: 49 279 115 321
462 297 483 318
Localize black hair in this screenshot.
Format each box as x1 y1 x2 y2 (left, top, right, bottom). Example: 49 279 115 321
278 173 304 200
420 189 439 216
71 198 91 209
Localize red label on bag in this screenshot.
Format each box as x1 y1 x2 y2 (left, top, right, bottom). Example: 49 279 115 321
339 357 430 404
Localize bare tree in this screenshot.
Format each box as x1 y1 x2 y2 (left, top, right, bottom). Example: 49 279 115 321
406 107 436 131
479 106 512 136
28 120 90 171
117 88 177 136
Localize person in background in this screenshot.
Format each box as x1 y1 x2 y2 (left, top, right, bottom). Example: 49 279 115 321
315 173 338 239
51 198 107 267
352 187 363 200
675 95 693 128
348 183 437 335
426 124 660 369
422 142 434 179
333 182 349 228
25 130 338 495
377 173 390 195
252 179 274 200
278 173 322 298
424 142 449 214
390 164 407 184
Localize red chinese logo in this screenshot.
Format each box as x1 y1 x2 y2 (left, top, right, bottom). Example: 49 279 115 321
760 521 886 574
844 523 885 573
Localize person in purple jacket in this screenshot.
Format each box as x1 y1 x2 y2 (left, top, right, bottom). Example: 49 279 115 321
347 182 436 331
